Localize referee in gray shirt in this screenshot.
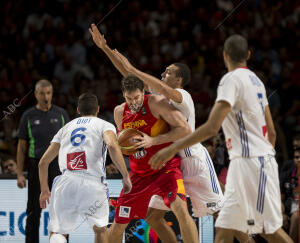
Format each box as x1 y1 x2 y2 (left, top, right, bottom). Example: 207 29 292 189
16 79 69 243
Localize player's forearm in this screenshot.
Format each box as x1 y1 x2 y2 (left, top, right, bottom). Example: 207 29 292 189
152 126 191 145
108 145 129 178
268 130 276 147
38 143 59 191
38 161 49 192
132 68 166 94
172 122 218 152
103 45 128 77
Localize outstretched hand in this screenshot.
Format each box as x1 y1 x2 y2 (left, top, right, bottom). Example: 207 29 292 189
89 23 107 49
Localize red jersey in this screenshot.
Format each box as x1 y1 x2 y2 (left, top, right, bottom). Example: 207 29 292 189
122 95 175 176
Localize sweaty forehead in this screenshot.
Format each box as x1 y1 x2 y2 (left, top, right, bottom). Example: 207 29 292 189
124 89 143 98
166 64 178 73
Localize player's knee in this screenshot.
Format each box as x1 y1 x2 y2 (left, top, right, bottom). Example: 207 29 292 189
93 225 107 234
50 233 67 243
110 222 128 235
170 196 189 218
145 209 165 225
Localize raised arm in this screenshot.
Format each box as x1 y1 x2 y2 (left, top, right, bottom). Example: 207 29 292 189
39 142 60 208
89 24 128 77
113 50 183 103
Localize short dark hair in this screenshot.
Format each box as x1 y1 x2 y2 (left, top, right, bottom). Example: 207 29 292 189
224 34 248 64
121 74 144 93
78 93 98 115
173 63 191 87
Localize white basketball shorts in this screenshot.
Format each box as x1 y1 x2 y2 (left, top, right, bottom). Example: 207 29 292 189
215 155 282 234
149 147 224 217
48 171 109 234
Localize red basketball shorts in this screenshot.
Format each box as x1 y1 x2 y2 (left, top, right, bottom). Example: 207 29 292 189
114 156 186 224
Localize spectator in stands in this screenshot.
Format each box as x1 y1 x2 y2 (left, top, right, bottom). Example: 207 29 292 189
53 52 81 93
1 158 17 175
293 134 300 150
280 149 299 242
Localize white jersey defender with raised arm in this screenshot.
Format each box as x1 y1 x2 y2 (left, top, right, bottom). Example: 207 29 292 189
48 117 116 234
215 67 282 234
149 89 224 217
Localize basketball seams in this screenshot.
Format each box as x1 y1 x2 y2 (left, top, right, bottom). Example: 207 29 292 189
117 128 143 155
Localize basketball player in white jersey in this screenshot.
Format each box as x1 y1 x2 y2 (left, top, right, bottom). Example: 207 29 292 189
39 93 132 243
149 35 293 243
89 23 223 243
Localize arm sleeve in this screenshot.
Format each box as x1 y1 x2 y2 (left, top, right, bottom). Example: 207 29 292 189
169 89 190 117
216 75 240 107
51 127 63 144
103 121 117 135
17 112 28 140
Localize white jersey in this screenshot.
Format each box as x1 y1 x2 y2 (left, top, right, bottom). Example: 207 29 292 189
216 67 275 160
170 89 205 158
151 89 224 217
51 116 116 179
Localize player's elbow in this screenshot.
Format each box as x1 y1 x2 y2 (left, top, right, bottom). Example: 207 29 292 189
106 143 119 154
38 159 46 169
181 124 192 137
207 122 220 137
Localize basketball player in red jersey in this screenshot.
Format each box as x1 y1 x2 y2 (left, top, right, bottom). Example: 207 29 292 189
108 75 199 243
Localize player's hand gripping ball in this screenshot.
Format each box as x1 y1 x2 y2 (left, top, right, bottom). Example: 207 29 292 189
117 128 143 155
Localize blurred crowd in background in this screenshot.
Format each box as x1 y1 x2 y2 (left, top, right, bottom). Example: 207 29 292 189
0 0 299 238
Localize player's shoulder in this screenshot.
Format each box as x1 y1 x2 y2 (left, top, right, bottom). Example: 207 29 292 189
148 93 166 103
93 118 116 135
223 70 239 81
219 69 244 88
148 94 176 117
95 117 114 126
114 103 125 113
175 88 192 101
234 68 265 90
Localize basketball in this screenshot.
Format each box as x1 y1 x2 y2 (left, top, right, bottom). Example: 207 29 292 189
117 128 143 155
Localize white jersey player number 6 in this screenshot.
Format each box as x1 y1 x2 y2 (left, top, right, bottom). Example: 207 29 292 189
70 127 87 146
